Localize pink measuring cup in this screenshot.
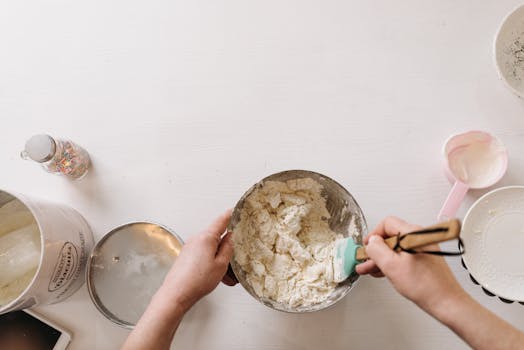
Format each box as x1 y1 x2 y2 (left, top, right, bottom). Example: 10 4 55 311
438 131 508 221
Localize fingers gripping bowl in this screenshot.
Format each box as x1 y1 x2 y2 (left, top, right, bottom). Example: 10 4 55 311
228 170 367 313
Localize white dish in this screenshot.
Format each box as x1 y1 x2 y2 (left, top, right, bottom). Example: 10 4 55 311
494 4 524 98
462 186 524 301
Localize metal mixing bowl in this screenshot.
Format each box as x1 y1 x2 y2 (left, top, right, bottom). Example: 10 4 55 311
228 170 367 313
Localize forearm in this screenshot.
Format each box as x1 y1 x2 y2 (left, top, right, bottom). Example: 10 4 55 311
430 293 524 350
121 287 186 350
121 211 233 350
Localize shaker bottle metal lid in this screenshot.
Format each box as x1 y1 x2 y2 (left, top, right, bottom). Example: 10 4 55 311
23 134 56 162
86 222 183 329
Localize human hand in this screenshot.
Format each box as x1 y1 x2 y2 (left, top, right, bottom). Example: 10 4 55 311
158 210 235 313
355 216 466 314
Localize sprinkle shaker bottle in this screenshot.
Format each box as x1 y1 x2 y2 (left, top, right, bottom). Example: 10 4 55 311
21 134 90 180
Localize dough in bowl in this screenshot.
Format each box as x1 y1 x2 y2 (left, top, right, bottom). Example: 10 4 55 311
233 178 342 307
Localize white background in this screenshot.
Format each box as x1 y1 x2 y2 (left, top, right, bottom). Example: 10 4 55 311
1 1 524 349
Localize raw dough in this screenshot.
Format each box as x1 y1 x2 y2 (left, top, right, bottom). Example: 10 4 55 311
233 178 341 307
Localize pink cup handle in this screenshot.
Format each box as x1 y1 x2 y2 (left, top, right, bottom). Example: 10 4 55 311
438 181 469 221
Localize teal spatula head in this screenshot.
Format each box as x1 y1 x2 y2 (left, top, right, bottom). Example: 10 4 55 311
333 237 362 283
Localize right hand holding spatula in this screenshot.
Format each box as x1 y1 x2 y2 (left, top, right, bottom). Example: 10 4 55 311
356 216 524 350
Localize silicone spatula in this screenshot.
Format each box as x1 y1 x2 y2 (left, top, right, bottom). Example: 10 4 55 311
333 219 461 283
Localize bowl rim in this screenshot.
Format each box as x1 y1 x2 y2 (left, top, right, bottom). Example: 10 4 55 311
493 3 524 99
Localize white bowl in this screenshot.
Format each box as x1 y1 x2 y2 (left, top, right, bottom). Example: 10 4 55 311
494 4 524 98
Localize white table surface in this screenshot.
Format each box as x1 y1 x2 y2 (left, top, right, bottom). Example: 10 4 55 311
1 1 524 349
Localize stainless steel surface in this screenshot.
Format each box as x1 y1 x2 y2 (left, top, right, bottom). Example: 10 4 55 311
229 170 367 313
86 222 184 329
24 134 56 163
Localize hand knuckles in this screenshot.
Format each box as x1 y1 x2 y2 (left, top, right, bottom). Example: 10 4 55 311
196 234 213 244
216 256 228 267
380 255 396 271
384 215 399 222
384 215 404 227
186 236 197 245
